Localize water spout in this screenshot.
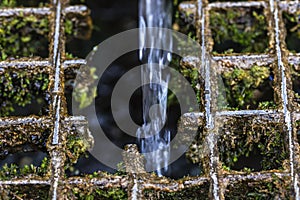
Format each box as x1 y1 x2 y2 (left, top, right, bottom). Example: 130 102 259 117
138 0 172 176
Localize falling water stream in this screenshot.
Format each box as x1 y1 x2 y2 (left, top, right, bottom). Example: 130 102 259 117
137 0 172 176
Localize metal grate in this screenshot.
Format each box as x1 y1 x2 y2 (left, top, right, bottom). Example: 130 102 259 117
0 0 300 199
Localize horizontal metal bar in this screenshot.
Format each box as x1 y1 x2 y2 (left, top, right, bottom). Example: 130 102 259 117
223 172 289 182
0 116 51 127
288 54 300 65
142 176 209 192
213 54 273 61
0 59 86 71
0 5 89 17
67 176 128 188
0 179 50 185
63 59 86 70
0 116 87 127
0 60 50 69
217 110 279 116
208 1 266 9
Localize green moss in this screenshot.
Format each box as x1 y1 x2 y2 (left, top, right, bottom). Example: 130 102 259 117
0 70 49 116
0 15 85 60
0 157 49 180
225 176 290 199
0 1 91 60
0 15 49 60
283 12 300 53
65 19 74 36
220 65 274 110
168 56 202 111
143 184 209 200
210 8 268 54
0 0 17 7
94 188 127 200
0 2 92 115
219 119 288 171
70 187 127 200
66 134 90 165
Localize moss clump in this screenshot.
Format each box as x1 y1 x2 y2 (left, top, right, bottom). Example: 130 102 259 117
0 15 49 60
180 64 201 104
66 134 90 165
218 119 288 172
143 184 209 200
0 69 49 116
168 55 203 110
70 186 127 200
0 157 49 180
210 8 268 54
225 176 291 199
0 0 17 7
220 65 274 110
283 12 300 53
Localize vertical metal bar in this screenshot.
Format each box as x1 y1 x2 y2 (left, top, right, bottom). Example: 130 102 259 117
270 0 299 198
48 0 67 199
198 0 220 199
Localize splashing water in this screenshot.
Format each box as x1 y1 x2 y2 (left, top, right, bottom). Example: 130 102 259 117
137 0 172 176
